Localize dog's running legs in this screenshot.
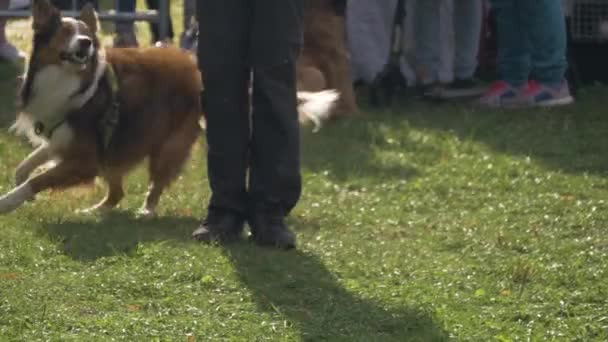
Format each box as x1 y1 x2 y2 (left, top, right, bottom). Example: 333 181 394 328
139 118 201 218
15 145 51 186
79 172 124 214
0 159 97 214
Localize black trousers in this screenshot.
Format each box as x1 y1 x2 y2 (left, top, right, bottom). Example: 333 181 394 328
197 0 305 217
116 0 175 42
145 0 174 41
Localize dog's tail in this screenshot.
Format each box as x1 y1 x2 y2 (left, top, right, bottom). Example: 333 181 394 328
297 89 340 132
199 89 340 132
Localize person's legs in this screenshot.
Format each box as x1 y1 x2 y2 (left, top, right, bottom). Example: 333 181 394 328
437 0 454 84
51 0 97 10
346 0 397 84
438 0 485 99
414 0 441 86
518 0 572 106
77 0 97 9
145 0 175 44
114 0 138 47
193 0 252 242
454 0 482 81
248 0 305 248
479 0 531 106
0 0 8 45
492 0 530 86
0 0 25 62
521 0 567 86
183 0 196 30
118 0 136 11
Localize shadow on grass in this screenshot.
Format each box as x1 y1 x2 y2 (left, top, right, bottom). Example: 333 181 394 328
222 242 448 341
42 212 447 340
395 89 608 176
42 212 198 261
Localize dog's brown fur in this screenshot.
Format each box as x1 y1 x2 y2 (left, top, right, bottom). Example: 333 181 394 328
299 0 359 116
72 47 203 214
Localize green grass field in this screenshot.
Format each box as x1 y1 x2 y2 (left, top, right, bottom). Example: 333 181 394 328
1 3 607 341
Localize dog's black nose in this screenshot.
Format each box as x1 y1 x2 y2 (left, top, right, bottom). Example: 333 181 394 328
78 38 92 51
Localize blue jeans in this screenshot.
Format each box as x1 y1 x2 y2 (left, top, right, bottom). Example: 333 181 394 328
415 0 482 83
491 0 567 86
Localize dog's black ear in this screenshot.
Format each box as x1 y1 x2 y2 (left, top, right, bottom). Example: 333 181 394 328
80 3 99 33
32 0 61 33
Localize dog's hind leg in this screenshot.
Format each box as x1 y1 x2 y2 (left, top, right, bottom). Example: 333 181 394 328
78 172 124 215
15 145 51 186
139 118 201 218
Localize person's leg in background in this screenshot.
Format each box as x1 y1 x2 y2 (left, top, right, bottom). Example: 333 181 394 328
78 0 97 9
114 0 138 47
413 0 442 94
183 0 196 31
51 0 98 10
402 0 417 86
519 0 573 106
437 0 454 85
145 0 175 45
0 0 25 62
441 0 485 98
453 0 482 82
346 0 398 84
247 0 305 248
479 0 531 107
192 0 252 243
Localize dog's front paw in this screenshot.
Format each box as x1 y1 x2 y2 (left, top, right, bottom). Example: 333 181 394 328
76 204 113 216
0 183 34 214
137 207 157 219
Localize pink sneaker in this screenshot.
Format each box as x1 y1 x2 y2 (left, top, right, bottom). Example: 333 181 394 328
478 81 526 108
520 80 574 107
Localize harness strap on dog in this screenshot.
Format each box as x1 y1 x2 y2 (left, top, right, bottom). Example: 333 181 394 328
33 64 121 146
99 64 120 154
34 119 66 139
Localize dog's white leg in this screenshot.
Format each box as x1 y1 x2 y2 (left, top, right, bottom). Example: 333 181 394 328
0 182 34 214
15 145 51 186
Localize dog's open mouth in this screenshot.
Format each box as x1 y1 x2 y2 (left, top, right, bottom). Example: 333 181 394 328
60 50 90 65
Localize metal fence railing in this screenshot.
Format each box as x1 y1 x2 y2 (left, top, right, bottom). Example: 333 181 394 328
0 0 170 41
567 0 608 42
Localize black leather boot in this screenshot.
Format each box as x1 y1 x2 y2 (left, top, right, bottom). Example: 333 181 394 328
248 214 296 250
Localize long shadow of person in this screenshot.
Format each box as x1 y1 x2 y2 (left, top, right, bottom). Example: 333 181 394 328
222 243 448 341
41 211 448 340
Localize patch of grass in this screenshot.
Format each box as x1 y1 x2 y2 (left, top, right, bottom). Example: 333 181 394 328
1 5 608 341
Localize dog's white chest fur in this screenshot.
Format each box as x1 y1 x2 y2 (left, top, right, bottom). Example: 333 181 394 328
25 65 82 123
12 65 81 147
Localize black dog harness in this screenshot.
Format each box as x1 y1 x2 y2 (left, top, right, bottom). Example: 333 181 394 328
34 64 120 155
